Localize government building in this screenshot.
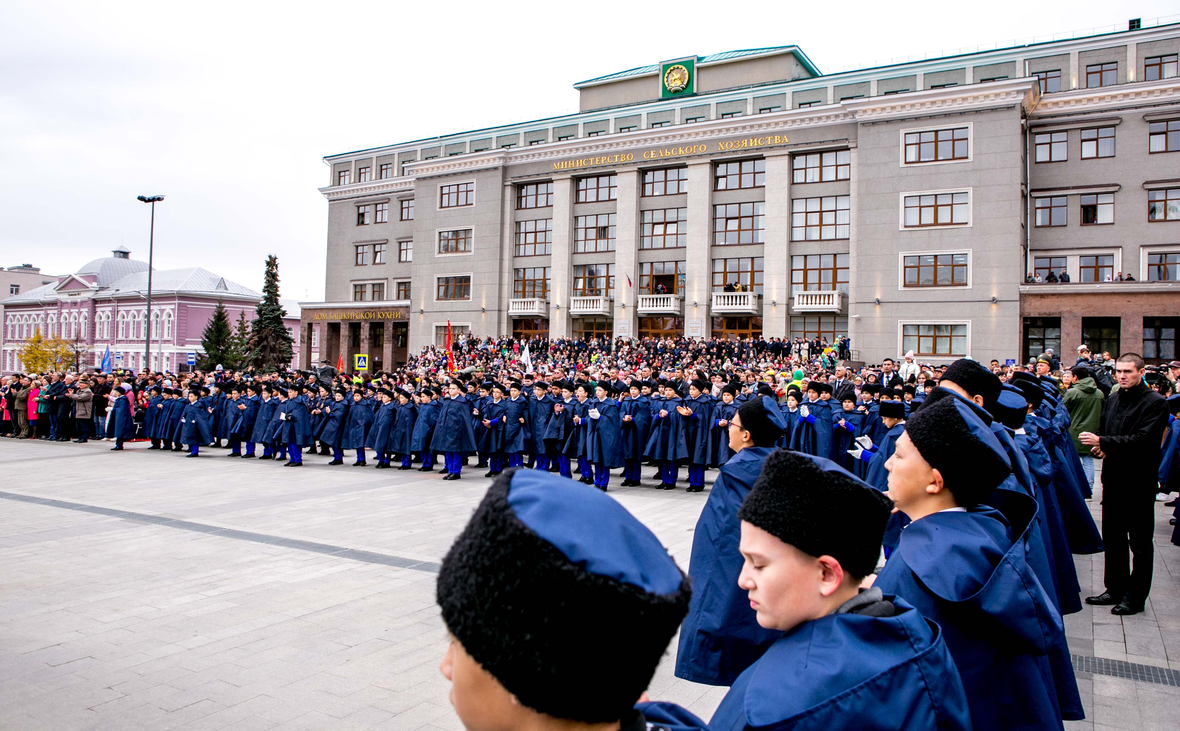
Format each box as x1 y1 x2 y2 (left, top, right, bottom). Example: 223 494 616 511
304 19 1180 369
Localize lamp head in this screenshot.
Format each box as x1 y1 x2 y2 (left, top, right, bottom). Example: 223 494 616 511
137 195 165 203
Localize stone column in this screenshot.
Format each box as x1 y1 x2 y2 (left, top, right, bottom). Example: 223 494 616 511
381 321 394 370
550 176 574 338
684 161 713 338
300 321 312 369
613 170 640 339
762 152 791 339
500 182 516 338
338 321 351 372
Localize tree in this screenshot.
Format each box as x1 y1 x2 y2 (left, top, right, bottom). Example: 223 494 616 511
248 255 294 372
198 300 237 370
17 329 73 374
233 310 252 366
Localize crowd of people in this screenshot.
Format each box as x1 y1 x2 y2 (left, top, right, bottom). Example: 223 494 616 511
3 333 1179 730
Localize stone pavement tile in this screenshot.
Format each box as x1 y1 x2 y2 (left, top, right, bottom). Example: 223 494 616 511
368 701 452 731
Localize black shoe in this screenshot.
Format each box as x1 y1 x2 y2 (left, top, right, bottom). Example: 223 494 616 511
1085 592 1120 606
227 453 240 457
442 473 460 481
417 465 433 472
328 459 344 465
650 473 662 481
185 453 199 458
1171 518 1177 526
285 462 303 467
281 460 292 466
398 465 412 470
77 439 87 444
475 462 488 469
687 486 704 493
1112 600 1144 616
353 462 367 466
146 445 159 450
374 463 389 469
484 471 496 478
110 446 123 451
241 454 255 459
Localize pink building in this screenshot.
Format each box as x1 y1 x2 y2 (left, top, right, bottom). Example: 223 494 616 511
1 248 300 375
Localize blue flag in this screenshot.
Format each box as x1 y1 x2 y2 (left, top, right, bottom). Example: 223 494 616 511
100 345 111 373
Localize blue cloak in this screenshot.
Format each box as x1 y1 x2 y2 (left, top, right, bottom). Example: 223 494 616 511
281 395 314 447
645 395 689 462
1161 415 1180 491
562 398 591 458
527 393 553 452
430 393 477 453
482 398 509 453
619 395 651 461
543 397 573 448
585 397 623 468
110 392 136 440
367 401 397 453
706 400 739 467
389 401 417 455
681 394 714 465
1028 414 1103 553
144 395 162 438
788 399 833 459
251 396 277 445
231 395 260 439
410 400 438 452
318 398 349 448
343 397 374 450
502 395 530 454
831 409 863 470
179 399 212 445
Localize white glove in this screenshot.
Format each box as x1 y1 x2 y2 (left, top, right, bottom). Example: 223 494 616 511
588 408 600 419
847 447 865 461
855 435 874 450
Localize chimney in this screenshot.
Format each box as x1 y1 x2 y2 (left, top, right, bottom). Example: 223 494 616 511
1129 18 1141 30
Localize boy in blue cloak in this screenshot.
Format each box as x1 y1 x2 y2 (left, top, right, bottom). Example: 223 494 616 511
678 379 714 493
585 382 623 490
280 384 313 466
263 387 287 460
544 381 575 478
342 388 373 466
675 397 784 686
179 387 212 457
502 383 530 470
706 384 739 468
788 381 832 459
145 385 163 449
472 382 494 469
482 383 509 477
318 387 350 465
430 380 478 480
831 394 862 470
223 384 245 456
645 380 688 490
848 399 907 554
390 388 418 469
527 382 554 471
619 381 651 486
251 385 277 459
646 449 972 731
875 394 1074 731
367 388 397 469
410 388 439 471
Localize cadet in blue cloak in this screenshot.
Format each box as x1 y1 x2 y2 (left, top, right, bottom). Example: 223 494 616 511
875 395 1074 731
251 385 277 459
706 384 740 468
648 449 972 731
145 386 163 449
223 384 245 456
410 388 439 471
367 388 397 468
390 388 418 469
501 383 530 469
233 383 261 457
167 388 188 451
319 387 350 465
179 388 212 457
482 384 509 476
544 382 575 477
679 379 714 492
646 381 689 489
585 382 624 490
675 397 784 686
340 389 371 465
280 385 313 466
830 394 862 470
150 388 170 449
527 382 554 471
472 383 494 469
789 381 833 459
431 381 478 480
107 383 136 450
619 381 651 486
566 383 594 483
263 388 287 459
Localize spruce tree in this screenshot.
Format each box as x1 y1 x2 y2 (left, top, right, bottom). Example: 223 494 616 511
233 310 252 367
248 255 295 372
198 300 236 370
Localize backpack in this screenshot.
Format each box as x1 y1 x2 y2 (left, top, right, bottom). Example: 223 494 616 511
1081 364 1114 396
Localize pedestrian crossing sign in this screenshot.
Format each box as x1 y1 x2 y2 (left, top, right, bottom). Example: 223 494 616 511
354 354 368 371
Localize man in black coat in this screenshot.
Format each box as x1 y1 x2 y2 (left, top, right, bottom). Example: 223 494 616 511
1080 353 1169 615
830 365 856 404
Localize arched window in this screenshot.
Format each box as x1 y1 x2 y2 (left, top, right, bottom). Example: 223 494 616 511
162 310 173 340
79 312 88 341
151 311 161 339
68 313 77 340
102 312 111 340
46 313 56 338
117 312 127 340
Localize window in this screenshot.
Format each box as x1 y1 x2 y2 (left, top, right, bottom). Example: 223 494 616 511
529 139 544 146
574 213 616 252
1034 197 1067 227
572 264 614 297
904 127 969 164
714 159 765 190
379 163 392 179
642 167 688 196
398 240 413 262
162 312 172 339
713 202 765 245
8 284 17 295
586 131 605 138
401 160 415 176
437 275 471 300
439 229 473 254
435 324 470 346
684 115 705 123
1149 188 1180 221
720 111 743 119
337 170 351 186
501 143 517 149
791 196 850 240
371 282 385 301
713 316 762 340
929 83 957 89
792 254 849 294
1145 54 1178 81
1082 317 1120 357
1086 62 1117 88
572 317 613 340
1023 317 1061 362
903 192 969 227
903 324 967 356
637 316 684 338
758 106 781 114
1080 194 1114 225
576 174 617 202
641 208 686 249
1079 254 1115 282
1034 70 1061 94
514 219 553 256
513 267 550 299
882 89 909 96
558 134 575 141
353 284 367 302
1033 256 1067 280
395 281 411 300
618 125 637 132
1148 252 1180 281
354 245 370 266
797 101 819 109
357 204 373 225
513 318 550 340
791 315 847 342
1081 127 1115 159
1143 317 1178 361
792 150 850 183
711 257 764 293
400 199 415 220
440 182 474 208
517 182 553 209
373 243 386 264
903 253 968 287
1034 132 1067 162
978 76 1008 82
649 121 670 128
357 166 371 183
639 261 686 295
1150 120 1180 152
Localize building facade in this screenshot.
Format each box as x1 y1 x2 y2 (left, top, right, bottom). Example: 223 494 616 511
309 20 1180 368
2 248 301 374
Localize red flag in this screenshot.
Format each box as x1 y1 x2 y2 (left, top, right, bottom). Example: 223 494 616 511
627 273 632 288
446 320 456 373
336 353 344 372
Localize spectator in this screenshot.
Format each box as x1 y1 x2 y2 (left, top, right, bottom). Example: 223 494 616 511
1046 270 1059 283
68 377 94 443
1059 268 1071 282
898 351 920 382
1063 365 1104 490
1080 353 1169 616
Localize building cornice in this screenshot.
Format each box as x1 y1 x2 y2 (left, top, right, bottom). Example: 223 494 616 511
297 300 412 309
318 177 415 202
1031 77 1180 117
844 78 1040 121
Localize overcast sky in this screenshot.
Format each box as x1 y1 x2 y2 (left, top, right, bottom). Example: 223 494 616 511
2 1 1176 304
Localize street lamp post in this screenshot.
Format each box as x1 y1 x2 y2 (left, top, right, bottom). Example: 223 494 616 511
137 195 164 372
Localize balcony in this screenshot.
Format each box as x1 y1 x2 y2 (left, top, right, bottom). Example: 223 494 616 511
569 295 613 317
507 298 548 317
636 294 683 315
710 291 761 315
792 290 843 313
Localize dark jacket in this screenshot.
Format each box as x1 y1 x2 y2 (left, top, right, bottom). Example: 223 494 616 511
1098 380 1169 492
1062 377 1104 456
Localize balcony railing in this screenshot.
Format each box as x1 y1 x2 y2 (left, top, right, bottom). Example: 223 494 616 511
636 294 683 315
569 295 613 316
710 291 761 314
792 290 843 313
507 298 548 317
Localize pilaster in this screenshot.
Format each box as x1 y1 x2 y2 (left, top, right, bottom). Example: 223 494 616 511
685 161 713 338
762 152 790 339
613 170 640 339
550 177 573 338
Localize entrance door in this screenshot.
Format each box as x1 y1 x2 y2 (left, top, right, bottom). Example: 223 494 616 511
1082 317 1120 359
711 316 762 341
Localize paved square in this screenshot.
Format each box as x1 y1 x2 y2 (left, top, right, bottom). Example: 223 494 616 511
1 439 1178 730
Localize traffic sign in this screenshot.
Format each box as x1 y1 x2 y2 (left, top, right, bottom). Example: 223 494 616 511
187 352 196 365
114 352 123 362
354 354 369 371
1005 359 1016 366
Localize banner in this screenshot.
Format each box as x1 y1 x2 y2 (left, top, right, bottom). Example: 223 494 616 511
100 345 111 373
446 321 456 373
521 343 533 373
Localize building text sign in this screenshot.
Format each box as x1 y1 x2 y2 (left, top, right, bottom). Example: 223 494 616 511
553 135 789 171
310 309 408 322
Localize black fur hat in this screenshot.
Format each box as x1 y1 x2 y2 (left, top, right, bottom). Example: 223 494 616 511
940 358 1002 410
904 395 1012 505
878 400 906 419
738 450 891 578
437 469 691 724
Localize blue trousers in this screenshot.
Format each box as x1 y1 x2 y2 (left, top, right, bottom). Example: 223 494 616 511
333 446 344 461
508 452 524 468
660 460 678 485
489 453 505 473
287 444 302 464
49 414 59 439
263 444 273 458
688 464 705 487
245 441 256 457
557 454 572 478
416 450 432 466
401 453 412 467
623 459 642 481
577 457 590 476
593 462 610 489
189 443 200 456
355 447 367 464
229 438 241 455
533 453 549 471
445 451 463 474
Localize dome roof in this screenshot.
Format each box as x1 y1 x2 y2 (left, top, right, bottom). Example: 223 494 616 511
76 249 150 287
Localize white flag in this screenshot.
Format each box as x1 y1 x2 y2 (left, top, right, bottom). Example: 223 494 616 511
521 343 533 373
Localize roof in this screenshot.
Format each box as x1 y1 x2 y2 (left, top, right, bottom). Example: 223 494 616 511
573 45 821 88
105 268 259 298
75 255 150 288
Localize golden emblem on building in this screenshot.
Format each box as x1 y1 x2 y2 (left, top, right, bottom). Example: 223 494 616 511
663 64 690 94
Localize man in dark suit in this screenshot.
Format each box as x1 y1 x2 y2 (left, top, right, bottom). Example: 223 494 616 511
879 359 904 390
830 365 856 403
